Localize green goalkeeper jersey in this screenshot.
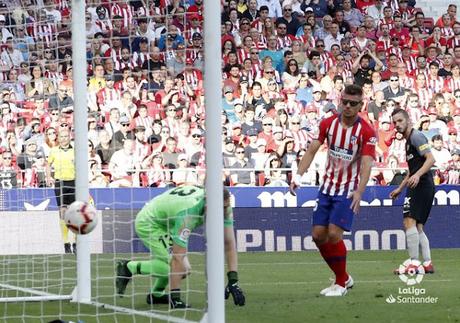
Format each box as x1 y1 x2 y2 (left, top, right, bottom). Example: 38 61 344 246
137 186 234 248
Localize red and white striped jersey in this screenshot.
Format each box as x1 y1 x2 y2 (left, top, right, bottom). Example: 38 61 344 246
28 22 57 45
376 37 391 50
401 56 417 71
351 37 369 51
296 34 316 48
447 36 460 49
286 100 303 115
134 115 154 130
133 51 150 67
237 48 250 64
108 47 123 61
45 70 64 88
409 68 428 79
399 75 414 89
183 69 203 90
94 19 113 34
406 107 423 124
250 19 264 33
441 27 454 38
387 45 402 58
114 57 138 71
444 77 460 93
110 2 134 29
276 35 293 50
378 19 394 30
317 114 376 196
320 52 335 72
414 87 433 109
289 128 312 152
427 75 444 93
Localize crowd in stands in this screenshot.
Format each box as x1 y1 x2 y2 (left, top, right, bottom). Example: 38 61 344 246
0 0 460 188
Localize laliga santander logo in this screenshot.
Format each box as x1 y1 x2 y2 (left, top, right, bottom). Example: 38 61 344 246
397 259 425 286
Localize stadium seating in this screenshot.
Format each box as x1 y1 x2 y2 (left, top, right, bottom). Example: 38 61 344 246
0 0 459 188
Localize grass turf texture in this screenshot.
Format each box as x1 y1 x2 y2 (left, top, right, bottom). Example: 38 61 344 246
1 249 459 323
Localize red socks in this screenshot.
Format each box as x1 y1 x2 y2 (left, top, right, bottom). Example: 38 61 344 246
317 240 348 287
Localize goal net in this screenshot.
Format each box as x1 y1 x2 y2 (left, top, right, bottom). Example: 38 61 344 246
0 0 217 321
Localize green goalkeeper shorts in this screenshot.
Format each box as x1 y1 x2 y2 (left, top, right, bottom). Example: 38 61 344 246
135 216 171 263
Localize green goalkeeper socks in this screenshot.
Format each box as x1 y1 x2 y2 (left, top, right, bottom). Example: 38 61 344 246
127 259 169 296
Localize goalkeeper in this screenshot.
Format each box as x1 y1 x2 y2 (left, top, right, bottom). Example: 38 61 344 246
116 185 245 308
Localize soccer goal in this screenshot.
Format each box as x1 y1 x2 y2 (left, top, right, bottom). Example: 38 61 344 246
0 0 223 321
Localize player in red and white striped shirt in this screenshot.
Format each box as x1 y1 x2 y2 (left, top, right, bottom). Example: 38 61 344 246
291 85 376 297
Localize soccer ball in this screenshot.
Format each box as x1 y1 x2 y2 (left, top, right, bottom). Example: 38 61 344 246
64 201 98 234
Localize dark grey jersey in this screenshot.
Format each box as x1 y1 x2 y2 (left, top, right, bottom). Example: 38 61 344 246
405 129 433 183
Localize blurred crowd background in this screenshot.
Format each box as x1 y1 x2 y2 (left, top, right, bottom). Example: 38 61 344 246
0 0 459 188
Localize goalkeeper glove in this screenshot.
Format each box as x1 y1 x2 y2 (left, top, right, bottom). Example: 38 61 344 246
225 271 245 306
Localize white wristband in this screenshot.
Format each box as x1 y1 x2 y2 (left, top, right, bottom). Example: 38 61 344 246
293 173 302 186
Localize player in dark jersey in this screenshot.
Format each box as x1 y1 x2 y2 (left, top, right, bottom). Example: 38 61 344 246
389 109 436 274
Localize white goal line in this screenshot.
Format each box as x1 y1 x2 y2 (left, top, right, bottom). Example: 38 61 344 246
90 300 198 323
0 283 72 303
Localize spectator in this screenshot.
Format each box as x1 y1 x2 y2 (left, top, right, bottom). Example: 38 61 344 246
17 138 39 170
342 0 364 28
108 138 139 187
282 59 301 89
49 85 74 112
251 138 269 171
0 150 21 188
383 75 406 102
264 154 288 186
431 134 452 171
172 154 199 186
445 148 460 184
230 144 256 186
141 151 170 187
1 37 24 69
112 115 133 147
25 64 55 98
96 129 117 166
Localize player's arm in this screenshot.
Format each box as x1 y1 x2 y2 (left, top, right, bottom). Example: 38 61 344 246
350 130 377 214
224 225 238 272
390 172 410 199
289 139 322 195
223 206 245 306
357 155 373 195
350 155 373 214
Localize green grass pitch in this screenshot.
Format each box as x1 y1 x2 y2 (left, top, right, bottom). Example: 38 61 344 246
1 249 459 323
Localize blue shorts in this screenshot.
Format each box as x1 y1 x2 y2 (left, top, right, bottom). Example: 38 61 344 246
312 192 355 231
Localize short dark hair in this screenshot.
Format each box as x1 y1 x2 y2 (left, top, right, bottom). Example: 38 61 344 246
431 134 443 142
429 61 440 68
391 108 409 119
259 5 269 12
333 75 343 83
308 50 320 60
343 84 363 97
